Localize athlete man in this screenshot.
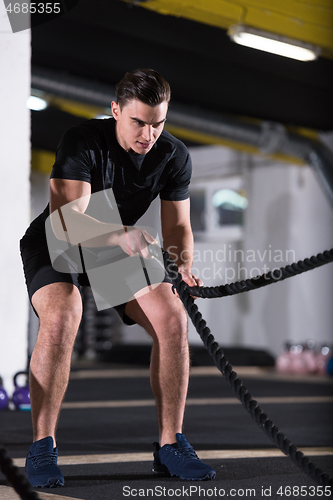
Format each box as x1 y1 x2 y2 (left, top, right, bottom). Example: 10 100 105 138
20 69 216 487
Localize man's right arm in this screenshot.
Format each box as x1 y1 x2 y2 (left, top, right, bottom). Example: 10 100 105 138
50 178 123 247
49 178 155 257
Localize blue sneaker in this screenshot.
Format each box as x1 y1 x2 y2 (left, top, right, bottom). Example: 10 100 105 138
153 433 216 480
25 436 64 488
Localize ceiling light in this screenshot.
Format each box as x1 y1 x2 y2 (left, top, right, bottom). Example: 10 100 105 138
27 95 48 111
95 113 112 120
228 25 320 61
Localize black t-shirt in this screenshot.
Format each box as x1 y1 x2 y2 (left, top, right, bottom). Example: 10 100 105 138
25 118 191 239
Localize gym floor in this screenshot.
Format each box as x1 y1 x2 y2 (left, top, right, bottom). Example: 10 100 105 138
1 354 332 500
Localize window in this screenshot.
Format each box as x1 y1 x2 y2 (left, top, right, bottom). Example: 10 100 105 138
212 188 247 227
190 178 247 242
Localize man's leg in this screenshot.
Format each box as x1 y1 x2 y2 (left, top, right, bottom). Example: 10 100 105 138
124 282 189 447
30 282 83 446
125 282 216 480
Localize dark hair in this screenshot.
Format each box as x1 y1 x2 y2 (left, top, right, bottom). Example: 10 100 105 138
116 68 171 109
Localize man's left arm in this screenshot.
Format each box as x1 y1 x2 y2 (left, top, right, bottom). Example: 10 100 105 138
161 199 202 288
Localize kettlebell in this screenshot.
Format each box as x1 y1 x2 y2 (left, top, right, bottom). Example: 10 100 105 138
327 357 333 376
12 371 31 411
0 376 9 410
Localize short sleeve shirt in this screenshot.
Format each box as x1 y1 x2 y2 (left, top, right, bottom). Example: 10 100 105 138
49 118 192 226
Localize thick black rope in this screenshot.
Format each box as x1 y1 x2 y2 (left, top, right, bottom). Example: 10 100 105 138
163 250 333 487
0 445 40 499
187 249 333 298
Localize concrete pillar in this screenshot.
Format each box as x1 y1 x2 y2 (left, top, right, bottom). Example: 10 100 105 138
0 7 31 395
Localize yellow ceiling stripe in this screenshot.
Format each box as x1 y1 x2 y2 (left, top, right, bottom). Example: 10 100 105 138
165 124 306 165
31 149 55 175
244 0 332 27
49 96 110 119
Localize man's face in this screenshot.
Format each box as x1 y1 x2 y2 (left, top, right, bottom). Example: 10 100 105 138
111 99 168 155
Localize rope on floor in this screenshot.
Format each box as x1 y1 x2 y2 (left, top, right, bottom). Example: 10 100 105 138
163 249 333 487
0 445 40 499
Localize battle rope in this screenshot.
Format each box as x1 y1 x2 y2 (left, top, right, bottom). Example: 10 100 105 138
0 445 40 499
163 249 333 487
187 249 333 298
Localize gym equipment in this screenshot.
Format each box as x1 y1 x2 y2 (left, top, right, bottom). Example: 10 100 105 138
327 357 333 376
301 340 318 374
0 445 40 500
12 372 31 411
75 286 122 359
276 341 332 375
275 342 293 373
0 376 9 410
316 345 332 374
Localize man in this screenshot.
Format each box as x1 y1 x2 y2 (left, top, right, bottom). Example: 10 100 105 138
20 69 216 487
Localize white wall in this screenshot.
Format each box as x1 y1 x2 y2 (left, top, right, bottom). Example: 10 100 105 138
0 11 31 394
242 159 333 356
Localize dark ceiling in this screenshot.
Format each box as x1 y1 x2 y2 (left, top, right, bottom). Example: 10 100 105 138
31 0 333 153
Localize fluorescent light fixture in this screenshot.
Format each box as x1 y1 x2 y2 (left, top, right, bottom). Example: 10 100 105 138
95 113 112 119
228 25 320 61
27 95 48 111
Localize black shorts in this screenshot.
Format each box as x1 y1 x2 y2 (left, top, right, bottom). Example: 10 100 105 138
20 234 172 326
